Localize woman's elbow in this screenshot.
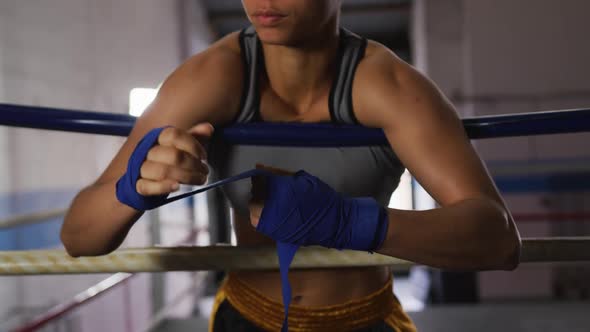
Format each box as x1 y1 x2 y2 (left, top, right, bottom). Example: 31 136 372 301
60 228 114 258
497 230 521 270
60 231 82 257
477 203 522 271
60 229 90 257
474 232 520 271
475 232 520 271
491 213 522 271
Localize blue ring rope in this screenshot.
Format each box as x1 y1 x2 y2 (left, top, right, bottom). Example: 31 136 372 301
1 103 589 146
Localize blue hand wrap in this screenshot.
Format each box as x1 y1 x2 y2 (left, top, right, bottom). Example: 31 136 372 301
116 127 270 210
116 127 169 210
256 170 388 331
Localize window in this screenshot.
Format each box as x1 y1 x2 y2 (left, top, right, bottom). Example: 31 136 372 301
389 170 413 210
129 88 158 117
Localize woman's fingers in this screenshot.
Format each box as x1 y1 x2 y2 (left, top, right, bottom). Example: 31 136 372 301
249 201 263 228
188 122 215 142
146 145 209 174
136 178 179 196
158 127 207 160
132 125 213 198
140 160 208 185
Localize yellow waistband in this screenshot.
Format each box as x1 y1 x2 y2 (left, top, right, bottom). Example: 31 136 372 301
209 273 417 332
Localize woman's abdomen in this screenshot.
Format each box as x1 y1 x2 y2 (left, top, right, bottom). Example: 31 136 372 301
231 213 391 306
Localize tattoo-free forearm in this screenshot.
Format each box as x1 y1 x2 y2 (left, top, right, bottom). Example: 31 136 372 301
60 180 142 257
377 197 521 271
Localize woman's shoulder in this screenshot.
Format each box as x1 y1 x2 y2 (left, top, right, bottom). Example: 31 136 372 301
212 31 243 55
356 39 427 94
154 31 246 125
181 31 243 76
353 39 445 128
360 40 406 74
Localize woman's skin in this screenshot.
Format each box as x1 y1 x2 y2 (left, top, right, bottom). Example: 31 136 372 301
61 0 521 307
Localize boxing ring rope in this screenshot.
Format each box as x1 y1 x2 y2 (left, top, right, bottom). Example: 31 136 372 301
1 103 590 143
0 103 589 275
1 237 589 276
0 208 67 229
11 227 205 332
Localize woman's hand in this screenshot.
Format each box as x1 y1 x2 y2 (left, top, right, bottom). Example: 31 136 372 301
249 164 294 227
136 123 214 196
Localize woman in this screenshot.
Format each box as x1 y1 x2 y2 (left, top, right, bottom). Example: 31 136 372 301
60 0 521 331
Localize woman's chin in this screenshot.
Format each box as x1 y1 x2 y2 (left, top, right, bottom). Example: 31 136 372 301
255 28 299 46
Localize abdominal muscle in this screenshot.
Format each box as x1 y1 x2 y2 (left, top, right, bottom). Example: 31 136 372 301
230 212 391 306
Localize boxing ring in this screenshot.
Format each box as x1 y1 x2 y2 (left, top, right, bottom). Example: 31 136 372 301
1 103 590 275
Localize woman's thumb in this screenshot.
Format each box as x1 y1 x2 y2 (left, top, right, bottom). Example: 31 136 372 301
188 122 215 139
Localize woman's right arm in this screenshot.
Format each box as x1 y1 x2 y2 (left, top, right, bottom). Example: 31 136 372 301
61 39 244 257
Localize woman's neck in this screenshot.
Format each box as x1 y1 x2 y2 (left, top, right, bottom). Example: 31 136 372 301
261 25 340 115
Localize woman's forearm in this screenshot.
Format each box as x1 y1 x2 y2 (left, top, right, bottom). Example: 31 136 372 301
377 197 521 271
60 180 143 257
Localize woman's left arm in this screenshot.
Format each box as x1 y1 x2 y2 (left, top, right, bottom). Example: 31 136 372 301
354 46 521 271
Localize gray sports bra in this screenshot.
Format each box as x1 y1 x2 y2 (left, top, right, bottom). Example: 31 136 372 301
208 26 405 216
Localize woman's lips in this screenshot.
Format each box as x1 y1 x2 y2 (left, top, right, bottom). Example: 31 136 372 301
253 11 287 26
